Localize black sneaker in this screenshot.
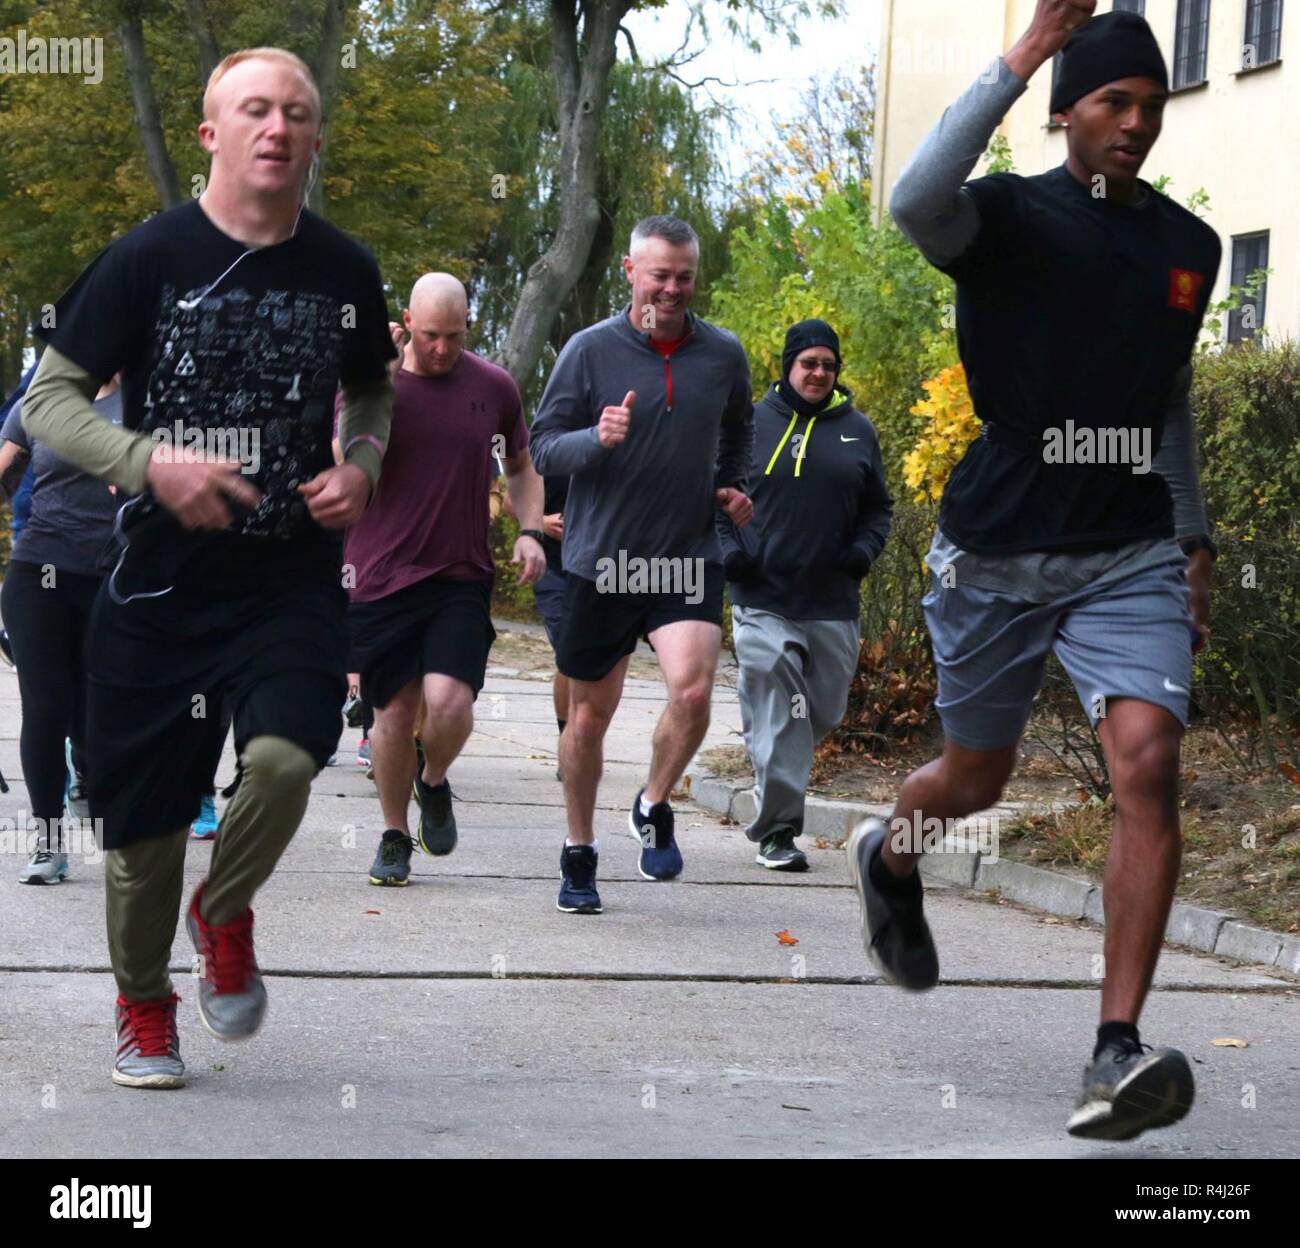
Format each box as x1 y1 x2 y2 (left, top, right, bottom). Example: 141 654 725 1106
369 830 414 886
628 789 683 881
1067 1039 1195 1141
343 692 367 728
756 829 809 872
845 817 939 991
557 844 602 914
413 775 457 856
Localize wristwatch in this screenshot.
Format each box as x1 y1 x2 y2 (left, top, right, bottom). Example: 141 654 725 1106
1179 534 1218 562
520 528 545 544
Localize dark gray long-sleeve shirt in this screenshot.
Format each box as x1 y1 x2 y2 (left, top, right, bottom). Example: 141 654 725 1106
529 307 753 580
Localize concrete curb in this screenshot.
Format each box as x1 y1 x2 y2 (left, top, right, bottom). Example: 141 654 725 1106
684 769 1299 976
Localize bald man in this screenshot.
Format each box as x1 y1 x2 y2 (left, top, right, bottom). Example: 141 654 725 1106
347 273 545 888
22 47 396 1089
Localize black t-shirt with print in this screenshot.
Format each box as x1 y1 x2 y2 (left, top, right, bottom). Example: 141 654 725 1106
37 200 395 576
936 166 1221 553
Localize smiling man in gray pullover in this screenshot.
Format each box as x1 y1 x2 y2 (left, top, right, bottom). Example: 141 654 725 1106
530 215 754 914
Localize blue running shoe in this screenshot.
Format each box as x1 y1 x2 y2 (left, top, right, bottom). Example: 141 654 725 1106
557 844 602 913
628 789 682 881
191 795 219 840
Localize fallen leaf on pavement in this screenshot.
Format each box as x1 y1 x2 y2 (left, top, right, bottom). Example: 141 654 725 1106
775 930 799 946
1212 1037 1250 1048
1280 763 1300 785
364 909 381 915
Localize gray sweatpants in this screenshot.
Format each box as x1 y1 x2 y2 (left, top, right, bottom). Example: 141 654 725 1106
733 606 860 842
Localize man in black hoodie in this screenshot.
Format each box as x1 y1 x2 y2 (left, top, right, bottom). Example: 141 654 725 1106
718 320 892 871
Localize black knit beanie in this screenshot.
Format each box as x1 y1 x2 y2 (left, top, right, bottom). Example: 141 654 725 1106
1050 12 1168 114
780 319 841 384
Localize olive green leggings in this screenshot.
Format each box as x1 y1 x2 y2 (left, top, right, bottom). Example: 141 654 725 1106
105 735 317 1001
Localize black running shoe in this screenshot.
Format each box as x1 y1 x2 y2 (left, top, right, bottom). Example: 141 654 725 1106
756 829 809 872
413 775 457 856
845 817 939 990
343 693 367 729
369 830 414 886
628 789 683 880
1067 1038 1195 1141
557 844 602 914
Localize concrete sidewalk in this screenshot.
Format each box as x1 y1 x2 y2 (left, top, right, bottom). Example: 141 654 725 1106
0 633 1297 1158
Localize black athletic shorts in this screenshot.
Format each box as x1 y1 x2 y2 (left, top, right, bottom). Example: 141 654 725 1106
555 561 724 682
348 574 496 709
85 528 348 850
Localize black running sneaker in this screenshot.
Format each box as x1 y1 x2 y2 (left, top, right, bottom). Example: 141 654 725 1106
845 817 939 990
413 775 457 856
756 829 809 872
342 692 367 728
369 830 414 886
1067 1038 1195 1141
628 789 683 880
557 844 602 914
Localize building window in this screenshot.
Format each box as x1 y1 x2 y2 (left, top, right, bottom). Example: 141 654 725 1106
1114 0 1146 14
1228 231 1269 343
1173 0 1212 88
1242 0 1284 69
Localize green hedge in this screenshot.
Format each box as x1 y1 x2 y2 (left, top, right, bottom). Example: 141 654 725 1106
1191 340 1300 767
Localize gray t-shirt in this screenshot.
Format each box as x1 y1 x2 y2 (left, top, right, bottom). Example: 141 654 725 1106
3 391 122 577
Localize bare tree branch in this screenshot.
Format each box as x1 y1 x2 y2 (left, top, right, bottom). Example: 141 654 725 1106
617 22 638 62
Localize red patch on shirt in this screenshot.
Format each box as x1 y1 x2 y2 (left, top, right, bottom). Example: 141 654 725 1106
1168 268 1204 312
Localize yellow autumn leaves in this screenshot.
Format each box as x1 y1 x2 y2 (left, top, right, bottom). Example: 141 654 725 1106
902 364 981 503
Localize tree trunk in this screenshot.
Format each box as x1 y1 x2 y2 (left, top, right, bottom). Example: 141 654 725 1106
309 0 352 216
118 6 183 209
0 297 27 396
551 189 617 353
185 0 222 85
496 0 633 389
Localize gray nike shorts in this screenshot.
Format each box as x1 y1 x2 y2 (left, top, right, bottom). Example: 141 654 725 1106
923 553 1195 752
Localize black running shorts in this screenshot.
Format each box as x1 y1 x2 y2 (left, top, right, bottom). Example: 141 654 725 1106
555 561 724 682
348 574 496 709
85 531 348 850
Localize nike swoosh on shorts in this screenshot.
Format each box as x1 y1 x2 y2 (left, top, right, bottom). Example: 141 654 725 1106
1163 678 1188 694
840 436 859 442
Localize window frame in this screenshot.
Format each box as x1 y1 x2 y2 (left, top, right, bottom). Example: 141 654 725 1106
1227 230 1270 344
1172 0 1213 90
1241 0 1285 71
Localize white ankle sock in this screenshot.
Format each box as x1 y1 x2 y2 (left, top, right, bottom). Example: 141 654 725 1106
639 793 655 817
565 838 597 850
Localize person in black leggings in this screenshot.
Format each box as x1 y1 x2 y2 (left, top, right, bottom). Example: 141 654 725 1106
1 374 122 882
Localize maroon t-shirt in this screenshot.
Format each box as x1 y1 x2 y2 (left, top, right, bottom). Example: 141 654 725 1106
343 350 528 602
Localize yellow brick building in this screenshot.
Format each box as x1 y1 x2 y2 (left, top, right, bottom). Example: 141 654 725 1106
872 0 1295 341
